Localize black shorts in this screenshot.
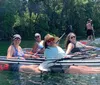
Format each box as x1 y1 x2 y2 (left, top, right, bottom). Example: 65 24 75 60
9 63 19 72
49 65 70 73
87 29 93 36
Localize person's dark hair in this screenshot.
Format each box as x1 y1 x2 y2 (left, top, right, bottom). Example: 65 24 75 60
65 32 76 49
44 42 48 49
65 37 71 49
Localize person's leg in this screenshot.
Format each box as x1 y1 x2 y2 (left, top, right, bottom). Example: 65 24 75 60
19 65 41 73
66 66 100 74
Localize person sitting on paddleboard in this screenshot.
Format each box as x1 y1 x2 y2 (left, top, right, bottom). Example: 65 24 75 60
38 34 100 74
7 34 40 73
31 33 45 54
65 32 95 55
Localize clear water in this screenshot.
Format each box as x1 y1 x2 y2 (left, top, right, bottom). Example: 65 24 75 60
0 38 100 85
1 71 100 85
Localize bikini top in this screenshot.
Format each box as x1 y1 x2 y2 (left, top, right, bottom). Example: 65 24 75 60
71 42 81 53
36 40 44 49
12 45 24 57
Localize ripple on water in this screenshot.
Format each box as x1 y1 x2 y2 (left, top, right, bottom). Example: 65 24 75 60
1 71 100 85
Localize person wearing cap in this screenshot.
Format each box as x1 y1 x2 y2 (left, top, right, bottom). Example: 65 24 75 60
6 34 40 72
31 33 44 54
86 18 94 41
38 34 100 74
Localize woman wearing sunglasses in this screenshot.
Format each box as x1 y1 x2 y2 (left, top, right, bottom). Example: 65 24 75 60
7 34 40 72
38 34 100 74
32 33 44 54
65 32 95 55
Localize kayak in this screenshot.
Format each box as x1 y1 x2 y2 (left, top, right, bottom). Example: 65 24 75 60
0 54 100 71
80 40 87 45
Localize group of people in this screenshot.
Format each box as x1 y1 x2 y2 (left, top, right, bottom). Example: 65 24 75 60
5 31 100 74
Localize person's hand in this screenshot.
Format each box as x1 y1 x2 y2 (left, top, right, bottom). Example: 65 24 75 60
74 52 82 56
18 57 25 60
64 55 73 58
31 55 40 58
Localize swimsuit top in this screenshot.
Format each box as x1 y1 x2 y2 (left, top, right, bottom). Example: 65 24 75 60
12 45 24 57
71 42 81 53
36 40 44 49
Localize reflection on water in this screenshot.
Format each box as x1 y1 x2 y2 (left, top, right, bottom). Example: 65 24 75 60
0 71 100 85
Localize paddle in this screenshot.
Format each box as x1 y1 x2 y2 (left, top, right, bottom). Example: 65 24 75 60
33 28 68 56
56 28 68 44
33 45 44 56
52 57 87 63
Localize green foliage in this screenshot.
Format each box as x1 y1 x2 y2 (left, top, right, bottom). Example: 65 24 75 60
0 0 100 40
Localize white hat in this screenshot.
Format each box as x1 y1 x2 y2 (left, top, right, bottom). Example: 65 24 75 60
35 33 40 37
13 34 21 39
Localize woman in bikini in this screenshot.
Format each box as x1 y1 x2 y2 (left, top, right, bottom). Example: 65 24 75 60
7 34 40 73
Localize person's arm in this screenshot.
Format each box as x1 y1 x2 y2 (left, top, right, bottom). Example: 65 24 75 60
65 43 74 55
7 46 25 60
24 53 39 59
7 46 14 59
77 41 95 51
85 45 95 50
32 43 38 53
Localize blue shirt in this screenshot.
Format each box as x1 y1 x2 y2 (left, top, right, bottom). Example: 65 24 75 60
44 46 67 59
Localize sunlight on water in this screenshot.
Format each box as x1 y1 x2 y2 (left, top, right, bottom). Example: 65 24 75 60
1 71 100 85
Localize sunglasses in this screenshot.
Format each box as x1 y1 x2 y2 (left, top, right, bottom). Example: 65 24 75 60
14 38 21 40
70 36 76 39
35 36 40 38
47 38 54 43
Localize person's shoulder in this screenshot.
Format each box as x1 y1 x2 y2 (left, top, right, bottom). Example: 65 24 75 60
40 40 44 44
18 46 22 49
34 42 38 46
68 42 74 46
56 46 63 49
7 45 14 52
8 45 13 49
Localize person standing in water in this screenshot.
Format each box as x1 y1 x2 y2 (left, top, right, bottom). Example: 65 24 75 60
86 19 95 41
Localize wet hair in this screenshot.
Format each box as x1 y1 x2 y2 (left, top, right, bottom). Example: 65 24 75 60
65 32 76 49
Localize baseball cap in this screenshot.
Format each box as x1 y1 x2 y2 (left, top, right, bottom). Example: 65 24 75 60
13 34 21 39
35 33 40 37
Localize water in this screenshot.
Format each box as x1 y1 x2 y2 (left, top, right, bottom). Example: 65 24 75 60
0 39 100 85
1 71 100 85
